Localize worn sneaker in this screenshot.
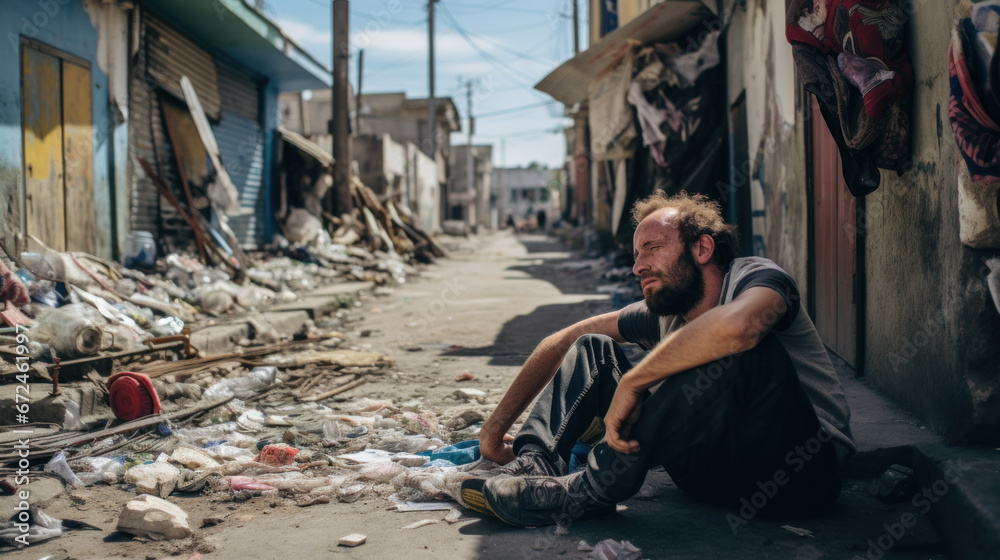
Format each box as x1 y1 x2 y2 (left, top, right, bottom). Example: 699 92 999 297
460 451 558 516
480 472 616 527
498 450 559 477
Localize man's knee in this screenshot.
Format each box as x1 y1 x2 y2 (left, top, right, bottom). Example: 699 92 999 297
573 333 615 350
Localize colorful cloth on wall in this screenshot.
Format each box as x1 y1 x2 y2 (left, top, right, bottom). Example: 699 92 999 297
786 0 914 197
948 2 1000 183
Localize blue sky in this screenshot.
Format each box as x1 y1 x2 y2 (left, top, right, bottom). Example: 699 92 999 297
263 0 586 169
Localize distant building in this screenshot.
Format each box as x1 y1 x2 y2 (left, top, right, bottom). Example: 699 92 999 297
491 167 559 227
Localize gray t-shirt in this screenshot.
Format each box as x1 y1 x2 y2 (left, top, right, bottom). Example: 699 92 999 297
618 256 856 461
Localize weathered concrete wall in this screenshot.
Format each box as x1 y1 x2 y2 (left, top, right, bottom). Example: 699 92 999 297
0 0 114 258
864 0 1000 441
727 0 810 300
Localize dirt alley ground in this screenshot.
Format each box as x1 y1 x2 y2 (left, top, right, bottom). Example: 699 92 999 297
5 232 950 559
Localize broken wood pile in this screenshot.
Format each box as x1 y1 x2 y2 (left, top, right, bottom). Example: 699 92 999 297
329 178 447 264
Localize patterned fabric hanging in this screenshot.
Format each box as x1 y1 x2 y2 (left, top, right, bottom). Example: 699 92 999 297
786 0 914 197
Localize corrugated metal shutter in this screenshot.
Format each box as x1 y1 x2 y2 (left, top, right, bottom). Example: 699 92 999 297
214 58 267 247
214 113 267 247
145 13 221 120
127 14 161 237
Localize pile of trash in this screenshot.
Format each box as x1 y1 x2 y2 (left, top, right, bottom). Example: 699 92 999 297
0 346 503 547
0 225 423 365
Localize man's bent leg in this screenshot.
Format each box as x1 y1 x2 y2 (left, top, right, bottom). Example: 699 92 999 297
582 334 840 516
513 334 633 474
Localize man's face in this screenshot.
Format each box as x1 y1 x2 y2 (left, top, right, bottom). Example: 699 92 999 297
632 210 706 317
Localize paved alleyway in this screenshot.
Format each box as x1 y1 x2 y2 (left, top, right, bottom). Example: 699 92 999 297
200 232 949 560
5 232 951 559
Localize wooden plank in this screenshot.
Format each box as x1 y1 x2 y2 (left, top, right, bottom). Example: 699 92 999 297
21 46 66 251
61 60 97 254
179 75 241 215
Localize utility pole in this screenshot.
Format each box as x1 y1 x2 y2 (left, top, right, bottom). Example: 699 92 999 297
427 0 437 157
331 0 352 219
356 49 364 132
572 0 580 54
501 138 507 221
466 79 474 224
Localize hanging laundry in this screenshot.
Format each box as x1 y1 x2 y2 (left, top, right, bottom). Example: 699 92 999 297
786 0 914 197
588 46 638 162
949 1 1000 183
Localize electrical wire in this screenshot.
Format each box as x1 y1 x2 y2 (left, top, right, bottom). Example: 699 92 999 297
476 100 557 118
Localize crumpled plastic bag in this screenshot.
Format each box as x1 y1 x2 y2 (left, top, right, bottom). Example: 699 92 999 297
44 451 85 488
0 506 100 548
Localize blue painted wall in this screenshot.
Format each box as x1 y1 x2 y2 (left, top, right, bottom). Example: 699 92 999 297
0 0 116 259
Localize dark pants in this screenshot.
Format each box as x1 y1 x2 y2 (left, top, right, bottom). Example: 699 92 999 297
514 334 842 517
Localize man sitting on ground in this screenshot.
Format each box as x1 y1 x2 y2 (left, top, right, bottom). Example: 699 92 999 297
462 190 855 527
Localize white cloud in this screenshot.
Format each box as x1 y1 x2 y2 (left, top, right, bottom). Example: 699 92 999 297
276 18 331 48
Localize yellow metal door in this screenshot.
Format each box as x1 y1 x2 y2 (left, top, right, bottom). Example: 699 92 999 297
21 46 66 251
62 60 96 254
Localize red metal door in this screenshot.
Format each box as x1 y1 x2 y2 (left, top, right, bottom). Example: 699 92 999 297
811 98 856 365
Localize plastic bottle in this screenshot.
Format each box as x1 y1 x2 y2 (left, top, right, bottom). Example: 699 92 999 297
121 232 156 269
203 367 278 400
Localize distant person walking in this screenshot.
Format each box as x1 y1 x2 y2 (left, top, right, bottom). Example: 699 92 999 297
536 210 547 232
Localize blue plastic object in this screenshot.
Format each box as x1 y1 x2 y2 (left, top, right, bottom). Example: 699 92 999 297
416 439 480 467
567 442 591 472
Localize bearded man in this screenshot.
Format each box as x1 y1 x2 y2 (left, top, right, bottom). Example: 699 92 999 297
462 190 856 527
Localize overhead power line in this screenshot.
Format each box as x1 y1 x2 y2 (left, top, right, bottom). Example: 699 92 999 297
476 100 558 118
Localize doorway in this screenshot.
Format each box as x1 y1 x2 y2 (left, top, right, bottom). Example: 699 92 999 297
21 41 96 253
809 97 857 366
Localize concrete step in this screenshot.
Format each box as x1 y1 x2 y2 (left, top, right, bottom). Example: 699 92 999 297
913 443 1000 560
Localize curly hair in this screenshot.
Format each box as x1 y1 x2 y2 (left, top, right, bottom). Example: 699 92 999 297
631 190 739 270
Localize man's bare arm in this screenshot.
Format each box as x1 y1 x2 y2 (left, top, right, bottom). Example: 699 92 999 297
480 311 625 464
605 286 790 453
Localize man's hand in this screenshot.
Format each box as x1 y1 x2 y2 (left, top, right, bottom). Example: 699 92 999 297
480 432 516 465
604 381 643 454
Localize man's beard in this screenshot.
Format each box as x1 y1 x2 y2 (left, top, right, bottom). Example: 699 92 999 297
644 248 706 317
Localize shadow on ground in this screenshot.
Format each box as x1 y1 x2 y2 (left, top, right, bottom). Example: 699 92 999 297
461 471 947 560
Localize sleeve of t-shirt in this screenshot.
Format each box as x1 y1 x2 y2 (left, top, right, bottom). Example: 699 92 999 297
616 301 661 350
732 268 801 331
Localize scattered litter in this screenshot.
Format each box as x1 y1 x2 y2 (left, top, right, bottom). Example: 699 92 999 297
453 388 487 404
781 525 814 538
395 502 455 512
108 372 162 421
72 456 126 486
872 464 916 502
402 519 439 529
226 476 278 492
170 446 221 470
123 460 181 498
117 495 192 541
254 444 299 466
456 371 474 381
589 539 643 560
0 506 100 548
578 540 594 552
444 508 472 524
338 533 367 547
44 451 85 488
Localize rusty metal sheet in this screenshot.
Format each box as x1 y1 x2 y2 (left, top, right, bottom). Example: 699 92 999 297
534 0 715 106
62 60 97 254
22 46 66 251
